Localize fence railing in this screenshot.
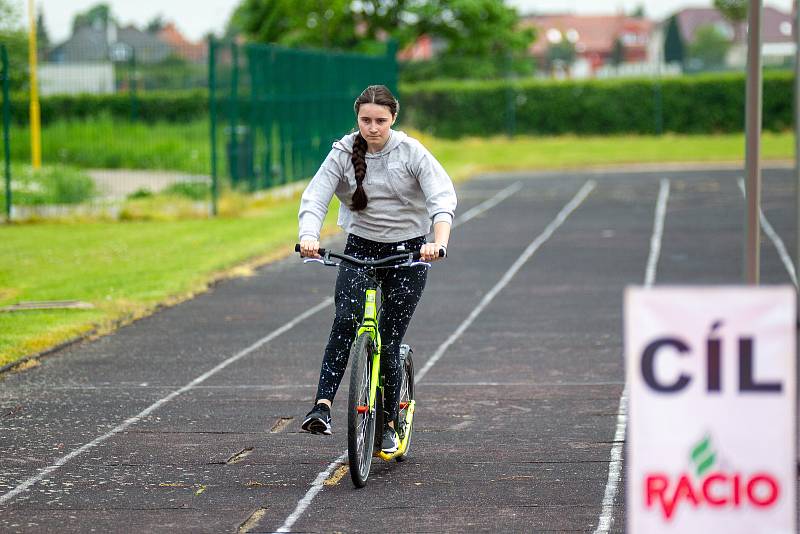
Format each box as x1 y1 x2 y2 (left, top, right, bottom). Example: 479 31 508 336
0 37 398 221
2 44 10 220
209 38 398 206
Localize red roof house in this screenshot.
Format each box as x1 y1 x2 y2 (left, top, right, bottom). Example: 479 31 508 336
157 22 207 62
520 14 654 72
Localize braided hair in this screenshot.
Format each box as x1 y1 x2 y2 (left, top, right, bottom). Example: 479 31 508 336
350 85 399 211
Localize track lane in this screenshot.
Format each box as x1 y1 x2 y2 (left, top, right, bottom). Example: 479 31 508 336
2 169 797 533
0 179 527 531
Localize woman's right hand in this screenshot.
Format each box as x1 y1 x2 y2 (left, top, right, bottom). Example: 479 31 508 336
299 238 321 258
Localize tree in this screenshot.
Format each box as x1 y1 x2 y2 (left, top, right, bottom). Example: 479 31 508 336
689 24 731 68
663 15 685 64
402 0 534 58
228 0 361 50
610 37 625 66
37 10 51 58
0 0 20 33
72 3 114 32
630 5 646 18
546 40 575 68
0 0 30 90
713 0 747 42
228 0 534 60
714 0 747 23
146 14 166 34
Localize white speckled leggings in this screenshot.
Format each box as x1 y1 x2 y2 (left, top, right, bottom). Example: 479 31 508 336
315 234 427 422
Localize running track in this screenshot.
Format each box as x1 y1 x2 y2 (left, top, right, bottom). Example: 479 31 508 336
1 168 797 532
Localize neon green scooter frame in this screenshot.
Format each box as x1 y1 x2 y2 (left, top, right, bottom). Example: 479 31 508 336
357 289 415 461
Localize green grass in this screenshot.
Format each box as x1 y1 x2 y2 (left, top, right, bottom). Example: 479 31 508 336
0 130 795 368
9 117 210 174
0 164 95 206
420 131 794 181
5 118 794 178
0 196 338 366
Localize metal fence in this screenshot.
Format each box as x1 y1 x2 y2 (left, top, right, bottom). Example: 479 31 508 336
2 39 211 221
2 44 10 220
209 39 398 205
0 36 397 221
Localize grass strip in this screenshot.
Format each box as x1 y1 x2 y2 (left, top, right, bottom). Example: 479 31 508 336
0 131 795 368
421 131 794 181
0 196 338 367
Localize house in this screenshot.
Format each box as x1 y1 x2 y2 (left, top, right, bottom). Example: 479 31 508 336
661 6 795 68
44 20 179 95
519 14 654 77
48 20 172 64
157 22 207 63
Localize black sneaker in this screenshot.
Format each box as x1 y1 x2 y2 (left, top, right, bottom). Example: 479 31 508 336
301 403 332 435
381 426 399 453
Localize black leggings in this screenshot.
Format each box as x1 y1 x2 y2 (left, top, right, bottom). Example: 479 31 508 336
315 234 428 422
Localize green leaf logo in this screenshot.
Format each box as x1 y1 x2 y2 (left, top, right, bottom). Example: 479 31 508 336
690 436 716 477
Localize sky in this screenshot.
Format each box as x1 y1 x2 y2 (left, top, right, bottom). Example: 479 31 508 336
28 0 798 45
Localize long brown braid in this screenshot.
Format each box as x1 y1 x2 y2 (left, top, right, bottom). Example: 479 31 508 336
350 85 399 211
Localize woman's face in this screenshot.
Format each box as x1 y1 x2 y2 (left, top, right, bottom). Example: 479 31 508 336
357 103 396 152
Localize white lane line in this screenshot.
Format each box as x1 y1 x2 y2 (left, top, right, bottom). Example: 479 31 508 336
737 178 798 287
274 180 597 533
593 178 670 534
1 181 526 506
1 182 526 507
645 179 670 287
0 298 334 506
455 181 523 226
416 180 597 381
273 451 348 534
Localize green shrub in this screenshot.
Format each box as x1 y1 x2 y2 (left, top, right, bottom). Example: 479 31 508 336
399 71 794 137
399 55 535 83
0 165 95 205
162 181 209 200
127 188 154 200
10 90 209 125
9 117 210 173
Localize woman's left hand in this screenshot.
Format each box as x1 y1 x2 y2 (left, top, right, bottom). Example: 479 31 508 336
419 242 446 262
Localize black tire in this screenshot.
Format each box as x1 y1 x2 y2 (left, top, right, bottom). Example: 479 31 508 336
348 333 376 488
396 353 414 462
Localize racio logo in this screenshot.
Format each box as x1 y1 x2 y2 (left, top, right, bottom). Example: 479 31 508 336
644 436 781 520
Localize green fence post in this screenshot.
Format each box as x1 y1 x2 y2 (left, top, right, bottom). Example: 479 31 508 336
229 41 240 188
1 44 10 221
654 78 663 135
129 48 138 122
654 56 664 135
505 52 516 138
385 39 399 97
219 42 399 193
246 45 258 190
208 36 218 216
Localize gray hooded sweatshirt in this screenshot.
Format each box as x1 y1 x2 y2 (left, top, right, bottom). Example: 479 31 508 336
298 130 457 243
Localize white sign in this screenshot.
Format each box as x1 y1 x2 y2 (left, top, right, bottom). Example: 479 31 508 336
625 286 796 533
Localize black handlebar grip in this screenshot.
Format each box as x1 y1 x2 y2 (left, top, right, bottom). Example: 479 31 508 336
438 248 446 258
